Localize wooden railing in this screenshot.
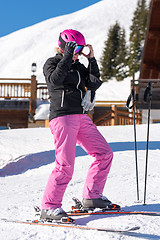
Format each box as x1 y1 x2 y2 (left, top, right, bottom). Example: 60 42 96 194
37 83 49 100
0 79 142 126
95 100 127 107
131 79 160 109
94 104 142 126
0 77 50 116
131 79 160 91
0 78 31 99
0 76 37 116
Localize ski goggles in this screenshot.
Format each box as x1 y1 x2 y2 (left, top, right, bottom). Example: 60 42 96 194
74 45 84 54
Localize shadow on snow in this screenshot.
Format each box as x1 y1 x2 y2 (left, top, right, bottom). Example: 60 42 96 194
75 203 160 239
0 141 160 177
0 146 86 177
109 141 160 152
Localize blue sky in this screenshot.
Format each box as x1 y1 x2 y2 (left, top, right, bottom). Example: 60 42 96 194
0 0 101 38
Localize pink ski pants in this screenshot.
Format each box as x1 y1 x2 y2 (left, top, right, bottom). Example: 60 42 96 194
41 114 113 209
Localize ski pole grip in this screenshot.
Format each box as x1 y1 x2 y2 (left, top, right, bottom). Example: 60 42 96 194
126 93 132 109
144 82 152 102
126 89 135 109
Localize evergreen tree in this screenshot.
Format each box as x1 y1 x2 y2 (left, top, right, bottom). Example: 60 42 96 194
100 22 121 81
128 0 149 76
100 22 128 81
114 28 129 81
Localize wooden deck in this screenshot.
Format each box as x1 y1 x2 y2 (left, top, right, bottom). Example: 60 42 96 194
93 102 142 126
133 79 160 109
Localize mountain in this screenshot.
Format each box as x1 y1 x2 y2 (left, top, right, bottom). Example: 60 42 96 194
0 0 150 83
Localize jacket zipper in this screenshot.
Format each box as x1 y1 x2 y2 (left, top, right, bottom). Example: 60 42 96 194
60 71 82 108
61 90 64 107
76 70 83 99
76 70 85 114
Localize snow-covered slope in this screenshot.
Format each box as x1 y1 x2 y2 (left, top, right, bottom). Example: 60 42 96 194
0 124 160 239
0 0 150 82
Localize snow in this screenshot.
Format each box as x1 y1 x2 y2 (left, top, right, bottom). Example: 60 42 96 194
34 100 50 121
0 123 160 239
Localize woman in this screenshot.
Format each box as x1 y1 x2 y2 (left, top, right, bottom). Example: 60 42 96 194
41 29 114 222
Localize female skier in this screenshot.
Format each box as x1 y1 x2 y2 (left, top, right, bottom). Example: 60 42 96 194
41 29 114 222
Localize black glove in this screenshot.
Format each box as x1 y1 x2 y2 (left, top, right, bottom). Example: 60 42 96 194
64 41 77 56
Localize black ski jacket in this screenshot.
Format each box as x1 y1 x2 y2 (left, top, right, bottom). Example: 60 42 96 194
43 52 102 121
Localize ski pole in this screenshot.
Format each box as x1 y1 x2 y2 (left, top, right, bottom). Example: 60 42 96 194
126 80 139 202
143 82 152 205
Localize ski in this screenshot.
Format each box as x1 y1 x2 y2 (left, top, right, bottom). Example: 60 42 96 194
34 205 160 217
1 218 140 233
68 209 160 217
68 197 160 216
34 197 160 218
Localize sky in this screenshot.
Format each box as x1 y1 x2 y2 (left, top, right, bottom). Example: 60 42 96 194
0 0 101 38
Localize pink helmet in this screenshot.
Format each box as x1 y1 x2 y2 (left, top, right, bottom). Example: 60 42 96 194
58 29 86 53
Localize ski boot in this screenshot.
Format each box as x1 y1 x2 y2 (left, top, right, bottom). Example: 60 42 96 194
40 207 75 224
82 195 120 211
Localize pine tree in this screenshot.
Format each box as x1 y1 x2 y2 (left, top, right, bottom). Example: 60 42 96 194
100 22 128 81
100 22 121 81
114 28 129 81
128 0 149 76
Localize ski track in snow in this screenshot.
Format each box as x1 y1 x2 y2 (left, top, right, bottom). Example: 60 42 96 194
0 124 160 240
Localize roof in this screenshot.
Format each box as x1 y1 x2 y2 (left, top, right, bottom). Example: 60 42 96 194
140 0 160 79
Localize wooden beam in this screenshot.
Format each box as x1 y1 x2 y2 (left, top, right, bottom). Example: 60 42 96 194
0 78 31 81
142 61 160 71
148 29 160 38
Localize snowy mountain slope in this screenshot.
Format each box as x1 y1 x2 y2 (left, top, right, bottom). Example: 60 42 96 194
0 0 150 83
0 124 160 239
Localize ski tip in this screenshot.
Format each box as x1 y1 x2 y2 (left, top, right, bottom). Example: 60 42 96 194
115 226 140 233
128 226 140 231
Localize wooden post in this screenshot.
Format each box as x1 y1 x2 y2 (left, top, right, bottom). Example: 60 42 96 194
111 105 118 125
111 106 115 126
114 105 118 125
30 75 37 117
